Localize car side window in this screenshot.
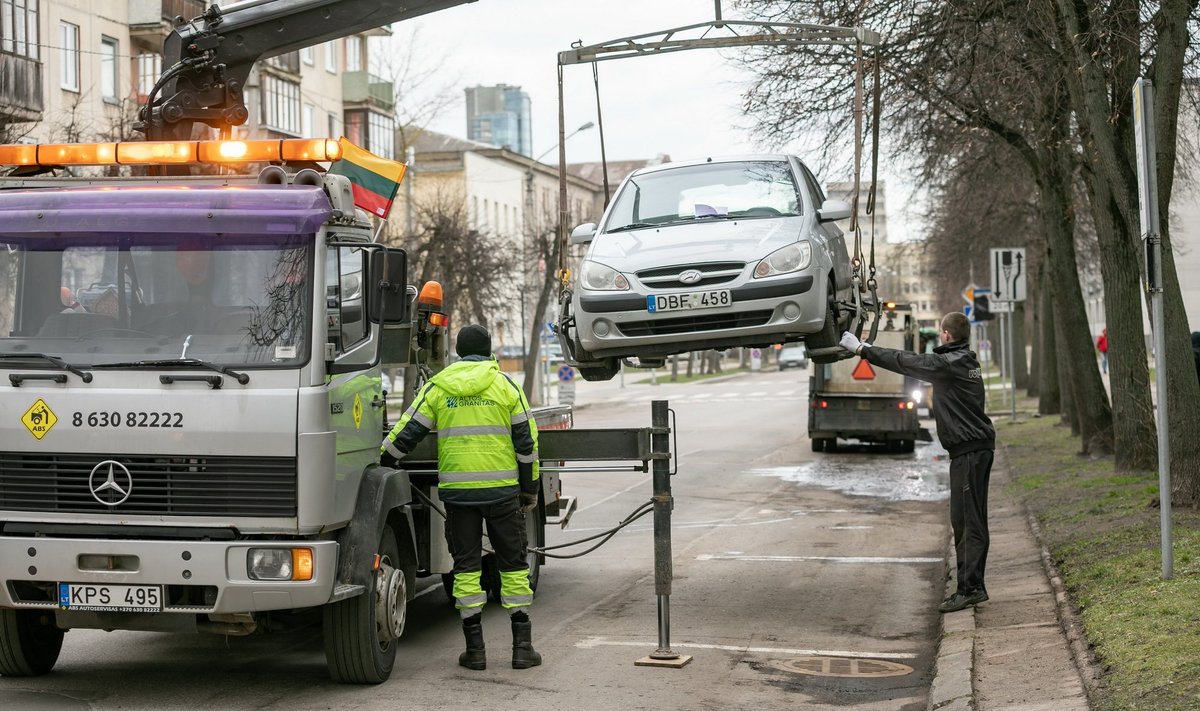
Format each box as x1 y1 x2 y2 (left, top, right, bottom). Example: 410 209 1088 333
798 163 826 206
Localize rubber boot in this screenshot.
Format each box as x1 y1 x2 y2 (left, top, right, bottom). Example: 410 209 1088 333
510 611 542 669
458 614 486 670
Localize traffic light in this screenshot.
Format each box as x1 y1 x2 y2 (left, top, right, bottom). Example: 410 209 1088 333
973 293 995 321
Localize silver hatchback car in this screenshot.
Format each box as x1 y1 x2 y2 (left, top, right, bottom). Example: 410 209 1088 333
562 155 855 380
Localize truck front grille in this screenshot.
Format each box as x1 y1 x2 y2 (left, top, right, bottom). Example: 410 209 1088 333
0 453 296 517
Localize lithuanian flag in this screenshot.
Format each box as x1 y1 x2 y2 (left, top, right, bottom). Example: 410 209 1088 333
327 138 407 219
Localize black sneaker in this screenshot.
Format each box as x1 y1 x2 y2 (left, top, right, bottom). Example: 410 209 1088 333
938 589 988 613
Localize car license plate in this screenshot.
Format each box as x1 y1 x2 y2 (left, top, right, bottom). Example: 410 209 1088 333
647 290 731 313
58 583 162 612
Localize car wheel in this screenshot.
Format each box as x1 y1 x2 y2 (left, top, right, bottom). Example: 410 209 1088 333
807 308 840 363
578 357 621 381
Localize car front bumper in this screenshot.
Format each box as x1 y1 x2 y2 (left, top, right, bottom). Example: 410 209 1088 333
575 272 823 358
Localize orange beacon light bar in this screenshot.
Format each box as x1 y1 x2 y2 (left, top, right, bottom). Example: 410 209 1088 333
0 139 341 167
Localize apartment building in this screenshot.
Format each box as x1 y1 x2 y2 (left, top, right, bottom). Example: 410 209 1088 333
0 0 397 158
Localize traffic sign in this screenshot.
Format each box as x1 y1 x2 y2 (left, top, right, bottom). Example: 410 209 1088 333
961 283 978 305
557 365 575 383
990 248 1027 302
851 360 876 380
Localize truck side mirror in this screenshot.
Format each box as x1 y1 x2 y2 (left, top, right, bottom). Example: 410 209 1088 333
569 223 597 245
369 247 408 325
817 199 851 223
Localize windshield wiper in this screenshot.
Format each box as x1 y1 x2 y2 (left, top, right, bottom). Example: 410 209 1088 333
93 358 249 385
0 352 93 384
606 222 657 233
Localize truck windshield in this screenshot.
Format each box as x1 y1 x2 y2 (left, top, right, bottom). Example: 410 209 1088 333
0 233 312 368
603 160 802 232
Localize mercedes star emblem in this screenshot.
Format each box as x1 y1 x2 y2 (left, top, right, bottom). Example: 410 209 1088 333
678 269 703 285
89 460 133 507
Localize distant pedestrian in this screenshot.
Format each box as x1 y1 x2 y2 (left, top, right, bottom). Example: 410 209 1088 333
840 312 995 613
1096 327 1108 375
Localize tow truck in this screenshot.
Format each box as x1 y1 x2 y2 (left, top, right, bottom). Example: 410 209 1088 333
0 0 594 685
807 302 932 452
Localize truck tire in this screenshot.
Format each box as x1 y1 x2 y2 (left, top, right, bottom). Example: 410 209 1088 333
0 609 63 677
899 439 915 453
324 527 405 684
810 437 824 453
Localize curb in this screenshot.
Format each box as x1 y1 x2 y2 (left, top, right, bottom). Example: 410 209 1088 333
927 538 975 711
1025 511 1103 704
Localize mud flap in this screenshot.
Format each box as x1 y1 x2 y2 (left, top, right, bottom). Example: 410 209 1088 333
336 465 418 591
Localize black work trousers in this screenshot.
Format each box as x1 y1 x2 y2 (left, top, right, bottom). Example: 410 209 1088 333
949 449 992 594
445 496 528 578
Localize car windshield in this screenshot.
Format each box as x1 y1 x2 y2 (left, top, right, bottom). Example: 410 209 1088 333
0 232 312 368
604 160 801 232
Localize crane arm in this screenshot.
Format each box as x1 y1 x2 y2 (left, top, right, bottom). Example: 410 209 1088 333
141 0 477 140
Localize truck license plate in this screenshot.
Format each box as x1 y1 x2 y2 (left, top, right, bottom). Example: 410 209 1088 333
58 583 162 612
647 290 731 313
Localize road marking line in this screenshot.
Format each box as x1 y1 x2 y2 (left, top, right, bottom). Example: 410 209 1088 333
828 525 874 530
778 389 795 396
720 392 738 397
747 391 767 397
696 554 942 564
413 583 443 599
575 637 918 660
690 393 713 399
577 477 651 513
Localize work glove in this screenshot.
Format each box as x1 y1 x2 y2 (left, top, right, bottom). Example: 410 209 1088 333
520 492 538 514
839 331 864 354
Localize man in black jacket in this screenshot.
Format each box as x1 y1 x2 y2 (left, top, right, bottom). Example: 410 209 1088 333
840 312 995 613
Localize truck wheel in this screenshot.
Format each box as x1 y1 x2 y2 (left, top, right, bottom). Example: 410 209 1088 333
324 527 405 684
810 437 824 453
824 438 840 453
0 609 63 677
899 439 915 453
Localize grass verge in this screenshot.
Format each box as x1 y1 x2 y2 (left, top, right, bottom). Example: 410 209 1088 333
998 412 1200 711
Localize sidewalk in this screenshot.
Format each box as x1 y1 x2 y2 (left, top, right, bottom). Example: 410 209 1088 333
927 447 1091 711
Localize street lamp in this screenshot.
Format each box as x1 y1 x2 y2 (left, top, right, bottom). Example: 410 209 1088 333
523 121 595 404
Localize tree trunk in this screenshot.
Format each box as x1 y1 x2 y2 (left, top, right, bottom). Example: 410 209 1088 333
521 234 562 405
1027 273 1041 398
1037 260 1060 414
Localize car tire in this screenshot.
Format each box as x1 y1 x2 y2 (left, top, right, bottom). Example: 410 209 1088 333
577 358 621 381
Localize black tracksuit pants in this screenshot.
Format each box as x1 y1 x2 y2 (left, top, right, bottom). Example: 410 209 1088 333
949 449 992 594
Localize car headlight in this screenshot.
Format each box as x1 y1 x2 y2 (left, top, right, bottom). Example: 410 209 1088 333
753 241 812 278
580 260 630 291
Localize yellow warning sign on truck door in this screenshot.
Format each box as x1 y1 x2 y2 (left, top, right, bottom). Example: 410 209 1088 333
21 399 57 439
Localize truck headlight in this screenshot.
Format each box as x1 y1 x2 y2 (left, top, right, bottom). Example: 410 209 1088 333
754 241 812 278
248 548 314 581
580 260 630 291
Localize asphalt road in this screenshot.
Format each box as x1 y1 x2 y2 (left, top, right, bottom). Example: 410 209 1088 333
0 367 951 710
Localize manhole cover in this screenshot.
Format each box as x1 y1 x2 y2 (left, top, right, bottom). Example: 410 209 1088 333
767 656 913 678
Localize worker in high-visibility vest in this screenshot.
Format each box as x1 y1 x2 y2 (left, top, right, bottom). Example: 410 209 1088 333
382 324 541 670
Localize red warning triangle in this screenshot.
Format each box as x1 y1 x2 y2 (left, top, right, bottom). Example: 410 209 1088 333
851 359 876 380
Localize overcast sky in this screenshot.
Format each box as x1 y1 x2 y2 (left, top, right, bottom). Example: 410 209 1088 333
384 0 922 240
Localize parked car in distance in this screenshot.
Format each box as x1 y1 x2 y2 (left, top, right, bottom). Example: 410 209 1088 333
541 341 563 364
778 343 809 370
496 344 526 359
562 154 855 381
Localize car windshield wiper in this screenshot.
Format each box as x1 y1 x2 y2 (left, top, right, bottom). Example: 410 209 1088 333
93 358 249 385
606 222 657 233
0 352 93 383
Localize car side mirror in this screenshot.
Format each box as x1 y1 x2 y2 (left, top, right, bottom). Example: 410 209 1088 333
369 247 409 325
817 199 852 223
570 223 597 245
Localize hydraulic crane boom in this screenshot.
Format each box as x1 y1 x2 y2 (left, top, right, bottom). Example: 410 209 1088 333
140 0 477 140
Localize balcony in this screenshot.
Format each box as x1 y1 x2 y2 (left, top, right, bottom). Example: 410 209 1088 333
0 53 43 122
129 0 208 42
342 72 394 111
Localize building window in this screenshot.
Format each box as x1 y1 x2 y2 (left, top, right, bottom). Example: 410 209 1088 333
367 111 395 159
345 36 362 72
136 52 161 100
59 21 79 91
262 74 301 135
328 112 340 138
1 0 40 59
324 41 337 73
300 46 314 65
100 36 118 102
303 103 315 138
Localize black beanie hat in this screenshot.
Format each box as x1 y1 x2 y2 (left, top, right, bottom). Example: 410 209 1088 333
455 324 492 358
